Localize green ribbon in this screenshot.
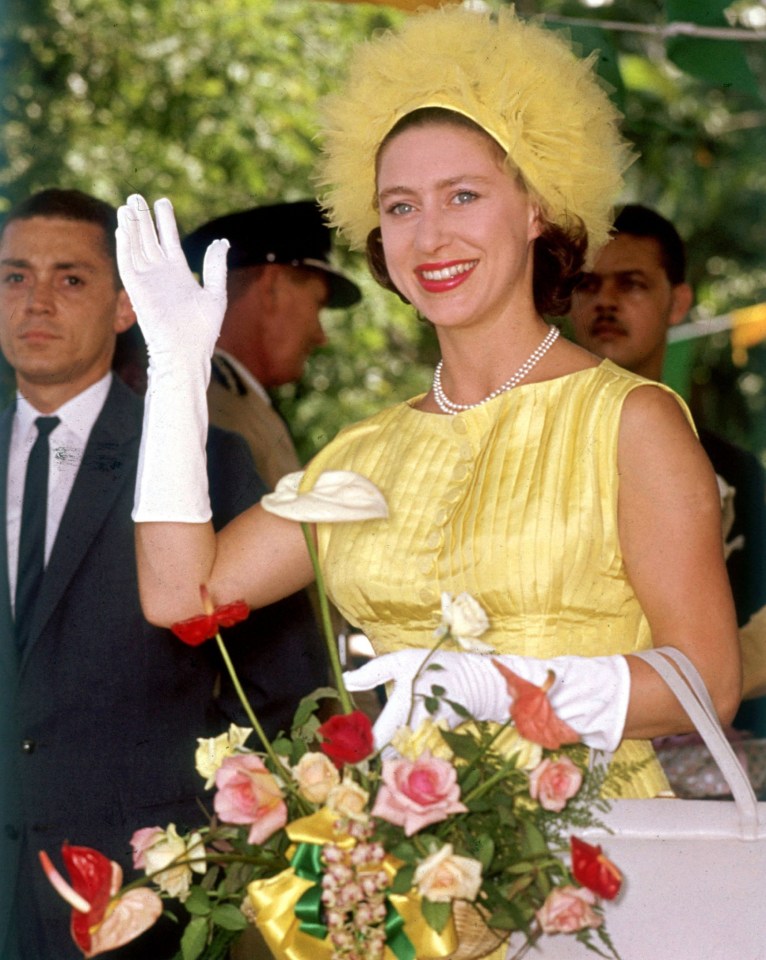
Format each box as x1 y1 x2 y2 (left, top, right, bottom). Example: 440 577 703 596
290 841 416 960
292 842 328 940
384 900 416 960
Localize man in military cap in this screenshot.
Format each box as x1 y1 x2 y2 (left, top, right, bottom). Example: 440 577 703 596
183 200 361 488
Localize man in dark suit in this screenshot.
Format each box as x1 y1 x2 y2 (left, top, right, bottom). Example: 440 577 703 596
0 189 326 959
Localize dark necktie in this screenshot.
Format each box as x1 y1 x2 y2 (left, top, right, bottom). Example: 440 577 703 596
15 415 60 649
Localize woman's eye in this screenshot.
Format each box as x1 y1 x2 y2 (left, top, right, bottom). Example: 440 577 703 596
387 202 414 216
454 191 478 205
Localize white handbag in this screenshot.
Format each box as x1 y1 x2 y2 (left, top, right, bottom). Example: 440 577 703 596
529 647 766 960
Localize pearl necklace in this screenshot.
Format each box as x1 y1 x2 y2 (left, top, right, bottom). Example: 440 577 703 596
432 325 560 415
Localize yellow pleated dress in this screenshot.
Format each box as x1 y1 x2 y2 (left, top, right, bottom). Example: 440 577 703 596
304 360 692 800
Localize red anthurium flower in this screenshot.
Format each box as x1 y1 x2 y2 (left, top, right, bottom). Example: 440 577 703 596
570 836 623 901
40 845 162 957
317 710 375 768
171 585 249 646
492 660 580 750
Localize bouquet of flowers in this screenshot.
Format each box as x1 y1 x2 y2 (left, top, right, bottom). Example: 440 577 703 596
40 471 627 960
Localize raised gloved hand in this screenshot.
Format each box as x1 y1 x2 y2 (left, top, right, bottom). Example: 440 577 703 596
343 649 631 753
116 195 228 364
115 195 229 522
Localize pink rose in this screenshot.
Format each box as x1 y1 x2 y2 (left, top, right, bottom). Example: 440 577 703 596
529 756 583 812
371 751 467 836
129 827 163 870
214 754 287 844
536 886 603 934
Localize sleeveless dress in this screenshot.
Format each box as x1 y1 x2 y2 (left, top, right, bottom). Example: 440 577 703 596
304 360 694 799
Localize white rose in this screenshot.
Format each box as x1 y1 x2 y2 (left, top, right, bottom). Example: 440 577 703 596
391 718 453 761
436 593 493 653
293 752 340 804
142 824 206 901
414 844 483 903
195 724 252 789
327 777 370 821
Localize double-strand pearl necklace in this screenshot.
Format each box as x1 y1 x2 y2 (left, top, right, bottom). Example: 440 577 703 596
432 325 560 415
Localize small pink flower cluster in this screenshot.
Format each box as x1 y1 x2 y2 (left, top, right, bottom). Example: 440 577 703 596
321 819 390 960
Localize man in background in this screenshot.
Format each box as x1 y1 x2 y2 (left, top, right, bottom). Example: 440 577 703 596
182 200 361 488
0 189 325 959
569 203 766 733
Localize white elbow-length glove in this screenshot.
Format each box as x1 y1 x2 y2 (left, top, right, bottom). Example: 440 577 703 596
116 194 229 522
343 649 630 753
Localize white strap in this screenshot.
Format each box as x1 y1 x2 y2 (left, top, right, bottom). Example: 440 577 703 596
635 647 758 838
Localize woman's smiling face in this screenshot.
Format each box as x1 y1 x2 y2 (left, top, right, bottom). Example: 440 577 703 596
376 120 541 332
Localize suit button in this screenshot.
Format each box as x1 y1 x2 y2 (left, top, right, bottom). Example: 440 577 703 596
21 739 35 754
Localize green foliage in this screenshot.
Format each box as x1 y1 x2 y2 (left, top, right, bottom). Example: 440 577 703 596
1 0 765 461
179 917 209 960
420 898 451 934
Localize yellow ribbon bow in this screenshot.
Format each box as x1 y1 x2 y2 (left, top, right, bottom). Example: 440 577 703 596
247 808 457 960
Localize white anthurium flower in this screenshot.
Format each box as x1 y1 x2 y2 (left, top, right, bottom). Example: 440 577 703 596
435 592 494 653
261 470 389 523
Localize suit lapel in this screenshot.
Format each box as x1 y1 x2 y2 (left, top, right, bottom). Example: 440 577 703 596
0 402 18 960
0 403 16 655
21 380 142 662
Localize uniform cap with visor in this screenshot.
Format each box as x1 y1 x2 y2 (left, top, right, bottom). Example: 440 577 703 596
182 200 361 309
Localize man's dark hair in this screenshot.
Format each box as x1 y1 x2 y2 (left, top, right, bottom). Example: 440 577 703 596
613 204 686 286
1 188 120 285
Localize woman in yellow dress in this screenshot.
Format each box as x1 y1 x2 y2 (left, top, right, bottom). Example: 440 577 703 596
117 7 739 800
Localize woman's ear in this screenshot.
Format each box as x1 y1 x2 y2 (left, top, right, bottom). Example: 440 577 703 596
527 203 544 243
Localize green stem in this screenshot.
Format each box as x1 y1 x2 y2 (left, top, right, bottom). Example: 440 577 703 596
118 847 291 897
214 633 287 773
462 760 523 805
403 633 450 729
457 718 515 783
301 523 354 714
214 630 312 813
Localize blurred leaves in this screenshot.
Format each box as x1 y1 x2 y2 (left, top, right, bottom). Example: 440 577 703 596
1 0 765 461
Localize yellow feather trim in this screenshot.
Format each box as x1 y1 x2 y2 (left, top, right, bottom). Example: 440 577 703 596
314 4 634 264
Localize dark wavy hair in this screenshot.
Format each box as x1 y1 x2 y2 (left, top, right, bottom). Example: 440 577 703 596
366 107 588 317
612 204 686 285
2 188 121 287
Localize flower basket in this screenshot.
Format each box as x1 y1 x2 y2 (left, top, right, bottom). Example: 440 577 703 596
435 901 509 960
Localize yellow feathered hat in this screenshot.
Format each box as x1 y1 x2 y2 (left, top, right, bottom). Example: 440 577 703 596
315 5 633 263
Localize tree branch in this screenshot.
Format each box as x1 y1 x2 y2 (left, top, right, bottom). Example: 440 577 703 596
540 15 766 43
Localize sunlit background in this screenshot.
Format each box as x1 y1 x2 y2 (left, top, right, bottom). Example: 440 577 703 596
2 0 765 465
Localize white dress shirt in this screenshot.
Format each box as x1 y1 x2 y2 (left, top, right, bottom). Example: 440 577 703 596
7 373 112 611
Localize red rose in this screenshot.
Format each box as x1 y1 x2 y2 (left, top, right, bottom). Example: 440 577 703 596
317 711 375 768
570 836 623 900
